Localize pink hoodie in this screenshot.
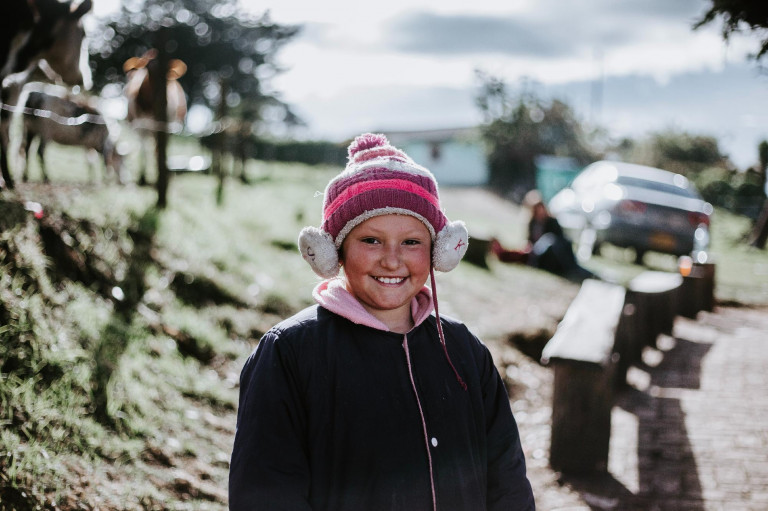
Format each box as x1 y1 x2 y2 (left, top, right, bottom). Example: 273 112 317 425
312 278 434 332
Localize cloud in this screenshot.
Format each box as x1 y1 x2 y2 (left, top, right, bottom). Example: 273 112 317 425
290 84 482 139
600 0 707 21
383 0 711 59
386 13 570 57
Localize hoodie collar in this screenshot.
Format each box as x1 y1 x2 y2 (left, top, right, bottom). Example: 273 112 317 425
312 278 434 332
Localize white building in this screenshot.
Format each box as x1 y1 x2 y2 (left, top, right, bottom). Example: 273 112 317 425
384 128 487 187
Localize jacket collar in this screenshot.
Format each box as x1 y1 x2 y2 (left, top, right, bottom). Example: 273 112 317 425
312 278 434 332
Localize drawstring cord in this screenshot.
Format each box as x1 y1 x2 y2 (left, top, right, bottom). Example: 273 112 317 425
429 267 467 391
403 335 438 511
400 267 467 511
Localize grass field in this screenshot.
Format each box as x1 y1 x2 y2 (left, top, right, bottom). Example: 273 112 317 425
1 141 767 509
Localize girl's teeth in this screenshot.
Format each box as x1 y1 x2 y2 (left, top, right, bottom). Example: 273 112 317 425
377 277 404 284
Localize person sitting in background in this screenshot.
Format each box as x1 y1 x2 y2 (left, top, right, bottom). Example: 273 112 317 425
491 190 594 282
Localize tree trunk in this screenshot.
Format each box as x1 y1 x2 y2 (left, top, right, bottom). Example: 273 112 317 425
153 31 170 209
748 199 768 249
215 78 228 206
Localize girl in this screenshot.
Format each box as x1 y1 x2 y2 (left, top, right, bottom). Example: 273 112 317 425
229 133 535 510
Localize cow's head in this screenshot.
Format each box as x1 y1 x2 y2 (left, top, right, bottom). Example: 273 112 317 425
123 50 188 126
123 49 187 81
14 0 93 88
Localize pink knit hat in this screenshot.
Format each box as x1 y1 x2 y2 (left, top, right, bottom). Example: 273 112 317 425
298 133 469 278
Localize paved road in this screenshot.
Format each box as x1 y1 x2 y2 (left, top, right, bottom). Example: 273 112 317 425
523 305 768 511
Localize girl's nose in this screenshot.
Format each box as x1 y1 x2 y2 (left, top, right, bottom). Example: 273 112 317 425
381 243 401 269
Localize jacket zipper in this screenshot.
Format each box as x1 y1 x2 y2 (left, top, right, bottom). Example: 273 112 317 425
402 334 437 511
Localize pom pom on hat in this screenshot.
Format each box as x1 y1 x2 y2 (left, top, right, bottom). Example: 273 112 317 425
298 133 468 277
347 133 390 158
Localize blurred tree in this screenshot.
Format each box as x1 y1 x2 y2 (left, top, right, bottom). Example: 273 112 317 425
750 139 768 248
475 71 597 201
695 1 768 60
696 2 768 247
89 0 302 133
618 129 731 176
758 139 768 189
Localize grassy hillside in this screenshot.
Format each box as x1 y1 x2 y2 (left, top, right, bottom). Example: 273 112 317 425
1 146 766 509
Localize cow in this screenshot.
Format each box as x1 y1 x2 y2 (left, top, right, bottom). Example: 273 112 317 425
18 84 123 184
123 49 187 185
1 0 93 189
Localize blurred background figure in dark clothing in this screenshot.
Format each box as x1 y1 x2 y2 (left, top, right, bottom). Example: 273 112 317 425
491 190 596 282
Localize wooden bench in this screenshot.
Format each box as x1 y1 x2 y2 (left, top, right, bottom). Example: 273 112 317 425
541 279 626 473
541 270 689 473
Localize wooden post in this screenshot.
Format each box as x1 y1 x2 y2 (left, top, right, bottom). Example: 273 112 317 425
678 262 716 318
627 271 683 346
697 262 716 312
613 271 682 388
153 30 170 209
541 280 625 473
549 360 616 473
463 236 490 268
613 300 640 387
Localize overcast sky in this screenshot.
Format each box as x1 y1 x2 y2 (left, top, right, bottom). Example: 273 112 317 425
94 0 768 169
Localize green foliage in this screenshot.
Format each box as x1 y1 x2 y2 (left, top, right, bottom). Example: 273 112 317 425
0 187 251 506
89 0 301 125
614 129 731 175
759 140 768 172
200 135 348 166
251 139 348 166
689 165 766 220
695 1 768 60
475 72 597 200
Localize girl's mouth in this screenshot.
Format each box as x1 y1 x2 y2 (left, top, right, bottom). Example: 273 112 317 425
373 276 406 284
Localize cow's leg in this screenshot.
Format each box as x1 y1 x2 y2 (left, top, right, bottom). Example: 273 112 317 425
22 132 35 183
0 141 13 190
104 150 124 185
37 139 49 183
86 149 98 183
137 133 148 185
0 102 14 189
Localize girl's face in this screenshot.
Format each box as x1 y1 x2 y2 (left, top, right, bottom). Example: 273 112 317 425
340 214 432 331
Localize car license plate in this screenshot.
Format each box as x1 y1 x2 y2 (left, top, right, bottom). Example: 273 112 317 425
649 232 677 251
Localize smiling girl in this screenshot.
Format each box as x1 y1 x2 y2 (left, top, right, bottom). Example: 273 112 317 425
229 133 535 511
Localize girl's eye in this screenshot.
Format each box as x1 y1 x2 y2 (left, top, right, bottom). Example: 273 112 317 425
360 237 379 244
403 239 422 246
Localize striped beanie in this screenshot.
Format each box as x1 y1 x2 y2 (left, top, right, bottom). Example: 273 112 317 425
298 133 469 279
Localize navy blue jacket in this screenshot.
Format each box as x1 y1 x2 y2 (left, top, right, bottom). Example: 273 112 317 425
229 305 535 510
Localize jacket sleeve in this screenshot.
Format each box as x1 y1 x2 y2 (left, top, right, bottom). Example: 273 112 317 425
477 342 536 511
229 330 312 511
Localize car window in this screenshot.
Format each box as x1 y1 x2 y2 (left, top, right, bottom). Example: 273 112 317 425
616 175 700 198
